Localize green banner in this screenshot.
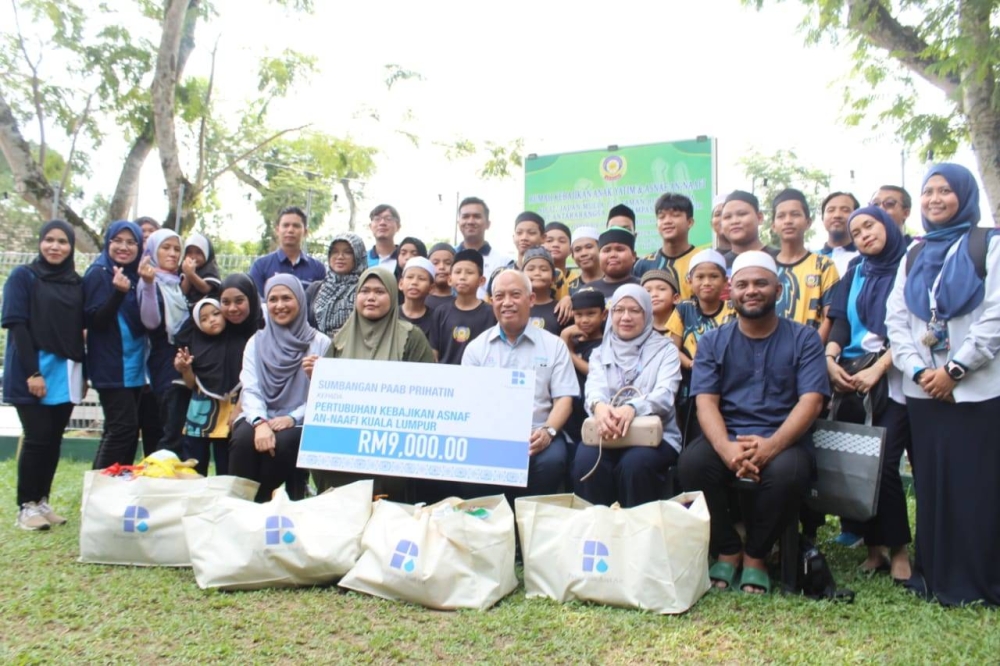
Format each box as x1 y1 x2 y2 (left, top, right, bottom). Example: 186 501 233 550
524 138 717 257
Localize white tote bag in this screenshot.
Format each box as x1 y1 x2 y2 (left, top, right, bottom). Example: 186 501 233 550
182 481 374 590
78 471 259 567
339 495 517 611
515 492 712 614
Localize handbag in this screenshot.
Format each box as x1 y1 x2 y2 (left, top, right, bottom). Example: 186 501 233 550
580 385 663 482
838 350 889 417
806 393 887 522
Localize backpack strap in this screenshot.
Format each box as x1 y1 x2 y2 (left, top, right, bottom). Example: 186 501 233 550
967 226 990 281
904 241 925 276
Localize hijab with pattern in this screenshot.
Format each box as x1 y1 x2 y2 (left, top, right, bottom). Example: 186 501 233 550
142 228 190 343
904 163 995 322
27 220 84 361
598 283 670 386
255 274 317 412
333 267 412 361
313 232 368 334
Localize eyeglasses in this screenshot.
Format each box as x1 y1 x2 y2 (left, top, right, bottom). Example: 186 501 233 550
870 199 899 210
611 306 643 318
370 214 397 223
110 238 138 248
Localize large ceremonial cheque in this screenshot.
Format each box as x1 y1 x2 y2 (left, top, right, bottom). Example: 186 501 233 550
298 359 535 486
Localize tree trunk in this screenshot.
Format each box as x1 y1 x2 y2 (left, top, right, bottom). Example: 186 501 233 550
152 0 194 231
340 177 358 232
0 91 101 251
108 121 154 223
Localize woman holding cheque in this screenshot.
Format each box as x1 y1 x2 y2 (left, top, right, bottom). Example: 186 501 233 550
573 284 683 507
309 267 435 498
229 275 331 503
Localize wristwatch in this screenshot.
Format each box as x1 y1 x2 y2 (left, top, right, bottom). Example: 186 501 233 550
544 426 558 438
251 416 266 428
945 361 967 381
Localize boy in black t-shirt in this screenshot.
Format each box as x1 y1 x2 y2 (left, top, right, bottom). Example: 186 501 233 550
560 288 607 446
523 246 565 334
426 242 456 310
399 257 437 343
429 249 496 365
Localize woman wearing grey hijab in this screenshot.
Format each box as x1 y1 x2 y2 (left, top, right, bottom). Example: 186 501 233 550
574 284 683 508
229 274 331 502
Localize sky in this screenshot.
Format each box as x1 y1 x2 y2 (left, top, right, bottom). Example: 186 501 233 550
5 0 987 253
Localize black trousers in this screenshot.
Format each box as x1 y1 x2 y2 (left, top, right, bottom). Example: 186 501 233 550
183 436 230 477
572 440 679 508
679 435 813 560
138 387 163 458
840 400 912 548
93 387 143 469
155 384 190 459
229 420 304 503
16 403 74 506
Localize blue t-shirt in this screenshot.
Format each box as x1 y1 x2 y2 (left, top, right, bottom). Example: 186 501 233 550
691 318 830 438
83 264 147 389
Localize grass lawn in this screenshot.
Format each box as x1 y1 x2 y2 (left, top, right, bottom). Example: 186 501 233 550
1 460 996 664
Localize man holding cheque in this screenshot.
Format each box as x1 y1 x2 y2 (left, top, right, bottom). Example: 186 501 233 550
462 269 578 499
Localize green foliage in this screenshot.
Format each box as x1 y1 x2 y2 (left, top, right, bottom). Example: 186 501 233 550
743 0 998 161
739 148 831 245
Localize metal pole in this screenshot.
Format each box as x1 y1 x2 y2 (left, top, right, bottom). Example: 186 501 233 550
900 148 906 190
305 188 314 221
453 190 460 245
175 183 185 230
52 184 61 219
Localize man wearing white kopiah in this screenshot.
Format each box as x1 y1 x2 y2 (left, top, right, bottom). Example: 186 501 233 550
462 270 578 498
678 251 829 595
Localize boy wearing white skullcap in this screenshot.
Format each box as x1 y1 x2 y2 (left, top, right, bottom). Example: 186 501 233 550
567 226 603 296
400 257 438 341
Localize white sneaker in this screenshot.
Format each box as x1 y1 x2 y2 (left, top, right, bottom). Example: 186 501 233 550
37 497 67 525
16 502 51 531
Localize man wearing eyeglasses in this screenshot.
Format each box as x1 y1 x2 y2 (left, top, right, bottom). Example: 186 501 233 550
368 204 402 275
869 186 912 236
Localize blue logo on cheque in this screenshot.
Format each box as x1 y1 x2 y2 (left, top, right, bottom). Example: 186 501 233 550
390 539 419 572
583 540 609 573
123 505 150 533
265 515 296 545
511 370 526 386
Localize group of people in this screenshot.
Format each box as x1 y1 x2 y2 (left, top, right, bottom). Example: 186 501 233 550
3 163 997 608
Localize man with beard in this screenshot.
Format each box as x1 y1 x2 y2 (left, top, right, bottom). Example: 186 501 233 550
588 226 640 302
816 192 860 276
678 251 829 594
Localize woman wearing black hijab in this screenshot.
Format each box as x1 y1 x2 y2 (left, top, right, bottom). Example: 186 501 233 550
2 221 85 531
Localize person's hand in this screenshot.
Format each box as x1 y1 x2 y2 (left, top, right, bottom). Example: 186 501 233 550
302 354 319 379
720 439 755 475
174 347 194 373
593 402 622 439
181 256 198 277
852 365 885 395
27 375 47 398
610 404 637 437
920 367 956 401
111 266 131 293
528 427 553 456
560 324 582 350
826 357 856 393
554 295 574 325
253 422 276 456
268 415 296 432
138 256 155 284
738 435 777 478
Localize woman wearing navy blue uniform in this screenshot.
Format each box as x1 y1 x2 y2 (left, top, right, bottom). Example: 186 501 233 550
85 220 148 469
3 221 86 530
137 229 191 459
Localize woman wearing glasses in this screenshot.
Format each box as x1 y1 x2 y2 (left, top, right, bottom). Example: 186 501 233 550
573 284 683 507
306 233 368 336
84 221 149 468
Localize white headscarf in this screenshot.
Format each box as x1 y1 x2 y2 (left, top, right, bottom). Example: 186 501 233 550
143 228 190 343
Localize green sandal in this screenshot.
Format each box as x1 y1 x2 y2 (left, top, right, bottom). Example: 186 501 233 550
709 561 738 591
739 566 771 595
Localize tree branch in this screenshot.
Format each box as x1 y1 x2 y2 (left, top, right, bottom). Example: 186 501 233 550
195 123 310 195
10 0 46 169
847 0 961 97
195 34 220 190
230 165 266 193
58 93 93 197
